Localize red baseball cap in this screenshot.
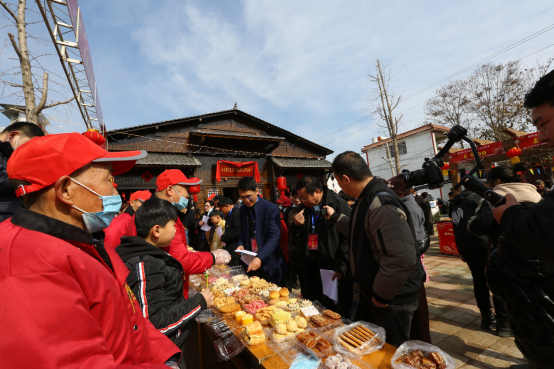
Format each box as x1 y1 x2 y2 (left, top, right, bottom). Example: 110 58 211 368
156 169 203 191
129 190 152 203
8 133 146 198
276 196 291 207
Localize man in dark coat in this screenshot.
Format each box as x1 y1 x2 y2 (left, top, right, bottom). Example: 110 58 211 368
290 176 352 314
236 177 286 284
218 196 241 266
418 192 434 236
451 189 500 331
0 122 45 222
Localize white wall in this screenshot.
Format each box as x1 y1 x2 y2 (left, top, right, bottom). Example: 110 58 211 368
364 131 447 200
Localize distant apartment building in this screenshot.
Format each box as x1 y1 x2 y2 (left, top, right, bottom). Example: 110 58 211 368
361 123 451 200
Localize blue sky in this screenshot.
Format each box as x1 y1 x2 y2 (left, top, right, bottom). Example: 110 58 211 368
1 0 553 159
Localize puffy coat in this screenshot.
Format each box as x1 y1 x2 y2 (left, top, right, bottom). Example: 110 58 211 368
0 141 21 222
116 236 207 350
0 208 180 368
104 205 135 248
469 182 553 368
126 205 215 299
451 190 489 254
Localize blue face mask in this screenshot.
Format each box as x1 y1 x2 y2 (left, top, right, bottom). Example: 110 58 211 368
313 205 321 212
171 187 189 210
71 178 122 234
278 206 283 211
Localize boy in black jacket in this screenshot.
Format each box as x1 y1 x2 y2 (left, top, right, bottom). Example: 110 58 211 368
117 197 214 368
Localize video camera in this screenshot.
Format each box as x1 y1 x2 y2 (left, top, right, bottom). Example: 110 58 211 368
399 125 506 206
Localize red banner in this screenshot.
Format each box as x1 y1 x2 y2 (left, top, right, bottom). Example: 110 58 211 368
515 132 545 150
437 222 459 256
216 161 261 183
448 141 504 164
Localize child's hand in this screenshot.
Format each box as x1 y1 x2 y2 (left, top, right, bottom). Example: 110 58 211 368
201 288 215 308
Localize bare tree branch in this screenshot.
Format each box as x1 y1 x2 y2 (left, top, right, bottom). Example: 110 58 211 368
0 0 17 21
34 71 47 113
7 32 21 59
44 95 74 109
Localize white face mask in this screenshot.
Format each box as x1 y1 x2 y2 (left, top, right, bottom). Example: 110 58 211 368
12 135 19 150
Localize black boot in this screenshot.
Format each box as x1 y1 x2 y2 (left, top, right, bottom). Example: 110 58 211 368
495 315 513 337
480 309 497 331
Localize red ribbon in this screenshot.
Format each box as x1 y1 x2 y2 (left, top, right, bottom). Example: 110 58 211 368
215 160 261 183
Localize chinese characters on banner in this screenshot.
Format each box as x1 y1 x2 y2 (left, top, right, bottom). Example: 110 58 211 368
216 161 261 182
448 141 504 165
515 132 545 150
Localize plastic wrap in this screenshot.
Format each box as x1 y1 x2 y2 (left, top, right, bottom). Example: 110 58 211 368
333 322 385 359
214 334 244 361
234 326 268 346
263 326 298 352
212 249 232 265
195 309 217 323
296 332 335 359
391 340 455 369
278 346 303 366
207 319 233 338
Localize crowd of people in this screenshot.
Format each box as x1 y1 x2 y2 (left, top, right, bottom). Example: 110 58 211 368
0 70 552 368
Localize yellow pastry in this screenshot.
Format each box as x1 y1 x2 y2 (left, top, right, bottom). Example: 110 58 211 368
275 322 287 335
241 314 253 326
279 287 289 297
269 290 280 300
295 316 307 328
235 311 246 323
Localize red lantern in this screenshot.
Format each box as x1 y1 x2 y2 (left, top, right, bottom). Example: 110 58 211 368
83 128 106 147
277 176 287 197
188 178 201 202
441 163 450 170
506 147 522 158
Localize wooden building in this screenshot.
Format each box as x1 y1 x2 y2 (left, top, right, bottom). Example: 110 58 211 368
108 106 333 203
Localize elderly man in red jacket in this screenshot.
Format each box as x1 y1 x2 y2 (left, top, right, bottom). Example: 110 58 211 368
104 189 152 248
0 133 182 368
126 169 230 299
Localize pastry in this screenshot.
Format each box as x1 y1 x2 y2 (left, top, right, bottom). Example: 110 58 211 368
268 298 280 305
232 275 247 283
279 287 289 297
269 290 280 299
275 322 287 335
286 318 298 332
286 302 299 312
241 314 253 326
245 321 262 335
270 310 291 327
259 290 270 299
250 276 260 283
219 302 240 314
272 332 286 344
276 301 288 309
240 279 251 287
287 298 297 304
429 352 446 366
246 332 265 345
420 358 437 369
235 311 246 323
285 331 295 341
295 316 307 328
322 310 341 320
299 305 319 318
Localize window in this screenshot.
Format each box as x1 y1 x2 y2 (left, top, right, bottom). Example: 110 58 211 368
389 141 407 157
206 188 220 198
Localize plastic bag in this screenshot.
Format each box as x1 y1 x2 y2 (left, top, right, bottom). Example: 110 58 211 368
321 353 369 369
207 318 232 338
212 249 232 265
195 309 217 323
333 321 385 359
391 340 455 369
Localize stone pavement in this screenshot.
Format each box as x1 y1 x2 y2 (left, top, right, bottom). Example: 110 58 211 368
424 236 527 368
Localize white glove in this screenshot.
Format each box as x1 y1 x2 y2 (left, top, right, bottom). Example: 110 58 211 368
211 249 231 265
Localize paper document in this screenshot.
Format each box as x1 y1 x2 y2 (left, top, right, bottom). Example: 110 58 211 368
235 249 257 265
319 269 339 303
200 216 211 231
215 227 223 239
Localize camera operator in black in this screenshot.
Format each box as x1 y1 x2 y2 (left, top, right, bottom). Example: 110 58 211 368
290 176 352 315
451 189 501 331
324 151 424 347
493 70 554 265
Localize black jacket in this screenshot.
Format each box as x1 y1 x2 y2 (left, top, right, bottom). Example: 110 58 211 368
220 206 241 265
500 190 554 263
331 178 424 305
116 236 207 350
450 190 489 254
0 142 21 222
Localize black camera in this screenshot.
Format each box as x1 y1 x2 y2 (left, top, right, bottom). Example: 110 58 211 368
321 208 328 216
399 125 506 206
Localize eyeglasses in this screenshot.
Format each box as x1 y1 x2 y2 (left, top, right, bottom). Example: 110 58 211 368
299 196 311 202
239 194 254 201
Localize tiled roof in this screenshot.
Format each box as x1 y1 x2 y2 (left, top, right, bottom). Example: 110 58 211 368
190 129 285 140
271 157 332 168
108 109 332 155
136 153 201 167
361 124 451 152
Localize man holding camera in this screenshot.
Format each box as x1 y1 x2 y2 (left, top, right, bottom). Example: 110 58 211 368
493 69 554 264
325 151 424 347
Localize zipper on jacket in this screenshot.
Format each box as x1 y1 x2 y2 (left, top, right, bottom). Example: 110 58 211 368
376 228 388 255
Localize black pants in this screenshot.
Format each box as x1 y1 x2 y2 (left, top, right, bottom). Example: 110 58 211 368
360 291 419 347
459 246 506 318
